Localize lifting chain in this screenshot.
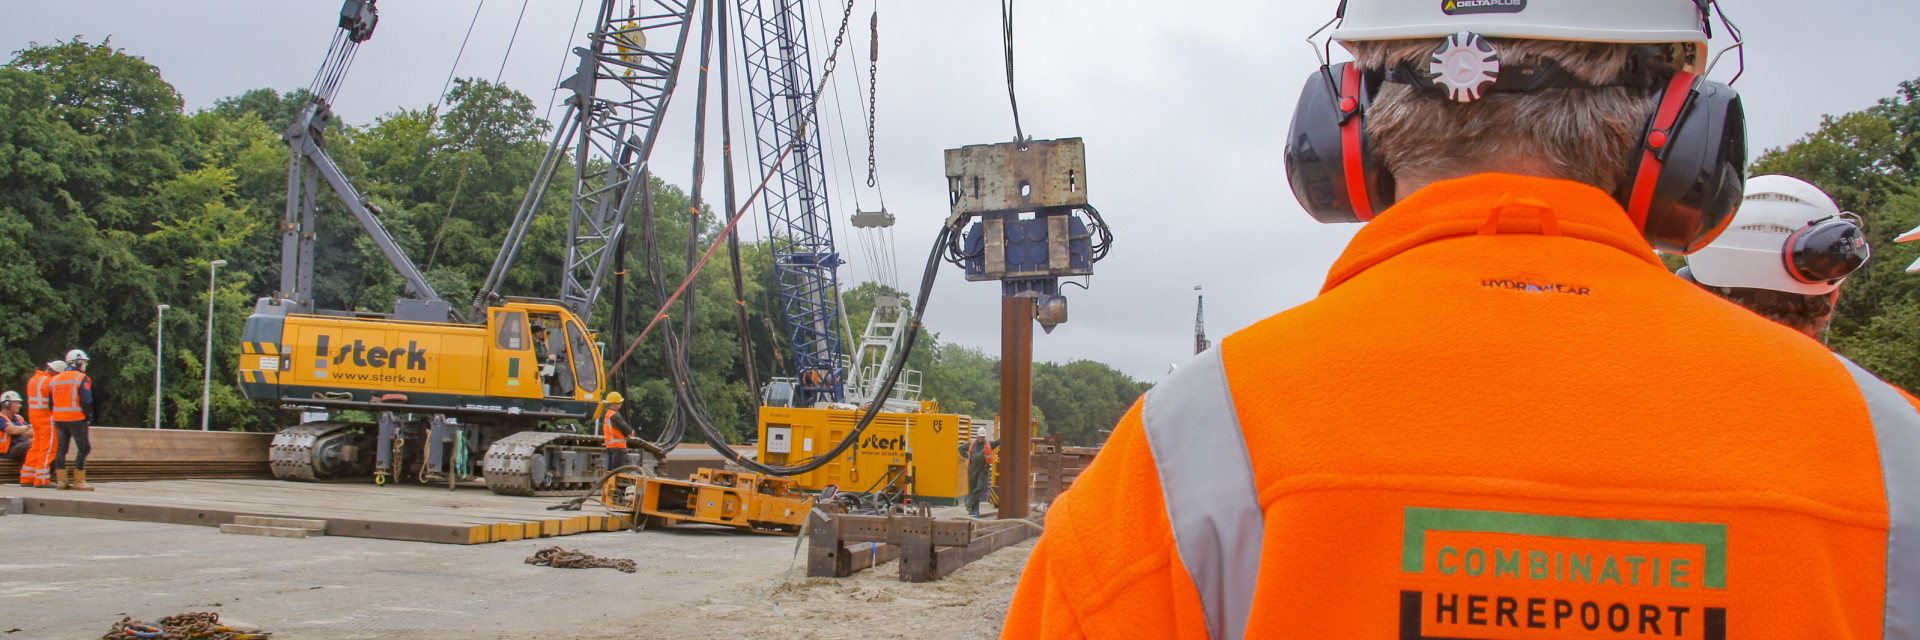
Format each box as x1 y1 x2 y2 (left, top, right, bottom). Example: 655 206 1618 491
525 546 638 573
866 8 879 187
103 612 271 640
795 0 859 154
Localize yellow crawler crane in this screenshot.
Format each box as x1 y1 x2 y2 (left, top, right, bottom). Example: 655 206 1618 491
242 0 699 495
241 300 626 495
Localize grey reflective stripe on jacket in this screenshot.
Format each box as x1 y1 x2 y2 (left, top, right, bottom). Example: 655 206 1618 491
1141 349 1919 638
1140 347 1262 640
1836 355 1920 638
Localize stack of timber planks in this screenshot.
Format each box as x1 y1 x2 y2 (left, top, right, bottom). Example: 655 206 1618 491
1029 436 1098 505
2 427 273 482
5 479 639 544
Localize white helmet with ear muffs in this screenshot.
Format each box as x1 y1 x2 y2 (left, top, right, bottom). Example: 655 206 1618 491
1286 0 1746 254
1685 175 1867 295
1331 0 1713 70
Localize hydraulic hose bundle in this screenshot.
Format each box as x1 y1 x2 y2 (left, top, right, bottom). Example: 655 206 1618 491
661 222 955 476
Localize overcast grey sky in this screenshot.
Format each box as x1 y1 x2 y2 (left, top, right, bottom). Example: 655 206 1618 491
7 0 1920 382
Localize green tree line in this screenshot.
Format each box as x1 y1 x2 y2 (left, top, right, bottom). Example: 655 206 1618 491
0 38 1146 447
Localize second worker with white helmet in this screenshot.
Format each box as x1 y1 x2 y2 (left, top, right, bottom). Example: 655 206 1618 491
1683 175 1872 340
48 348 96 491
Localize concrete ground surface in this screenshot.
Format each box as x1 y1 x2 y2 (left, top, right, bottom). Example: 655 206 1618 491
0 513 1032 639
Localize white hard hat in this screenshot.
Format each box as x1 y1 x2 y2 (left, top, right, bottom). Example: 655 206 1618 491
66 349 89 363
0 390 19 404
47 361 67 373
1686 175 1849 295
973 425 988 440
1330 0 1714 70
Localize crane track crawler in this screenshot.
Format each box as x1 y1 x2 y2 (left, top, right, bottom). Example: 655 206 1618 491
486 431 658 497
269 422 368 481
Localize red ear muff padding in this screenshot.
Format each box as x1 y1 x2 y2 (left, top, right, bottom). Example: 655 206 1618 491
1784 217 1870 284
1285 63 1396 224
1623 71 1747 254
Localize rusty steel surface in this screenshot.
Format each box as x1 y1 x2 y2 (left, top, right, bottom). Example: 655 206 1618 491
998 296 1035 520
806 510 1038 583
944 138 1088 221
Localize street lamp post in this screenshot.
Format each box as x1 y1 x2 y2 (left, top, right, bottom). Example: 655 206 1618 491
201 260 227 432
154 304 169 429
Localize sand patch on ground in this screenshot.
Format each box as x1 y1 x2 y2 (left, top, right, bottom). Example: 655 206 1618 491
619 539 1035 640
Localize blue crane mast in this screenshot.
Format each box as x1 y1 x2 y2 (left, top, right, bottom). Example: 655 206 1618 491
735 0 846 405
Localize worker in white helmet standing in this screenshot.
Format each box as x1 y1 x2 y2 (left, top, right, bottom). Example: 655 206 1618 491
20 360 64 487
1683 175 1871 340
960 424 997 517
48 349 96 491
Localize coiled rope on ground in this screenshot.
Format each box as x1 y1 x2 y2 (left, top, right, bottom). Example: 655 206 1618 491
525 546 638 573
103 612 269 640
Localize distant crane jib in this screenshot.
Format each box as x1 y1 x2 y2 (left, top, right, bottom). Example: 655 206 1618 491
737 0 853 404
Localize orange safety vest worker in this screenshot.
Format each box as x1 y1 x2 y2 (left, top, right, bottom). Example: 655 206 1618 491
1004 175 1920 638
0 412 22 456
50 369 92 423
603 411 627 449
21 370 54 485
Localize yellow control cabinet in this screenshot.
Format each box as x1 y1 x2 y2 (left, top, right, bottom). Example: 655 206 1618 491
756 404 976 505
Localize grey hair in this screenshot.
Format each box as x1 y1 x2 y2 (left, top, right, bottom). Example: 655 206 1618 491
1348 38 1683 194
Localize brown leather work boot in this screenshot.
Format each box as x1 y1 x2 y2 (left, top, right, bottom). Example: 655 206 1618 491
54 469 68 490
69 470 94 492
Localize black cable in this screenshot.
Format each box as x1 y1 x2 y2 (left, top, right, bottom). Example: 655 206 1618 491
442 0 488 103
1000 0 1024 145
545 0 591 123
718 0 762 414
681 0 718 388
496 0 533 84
1083 204 1114 263
667 222 954 476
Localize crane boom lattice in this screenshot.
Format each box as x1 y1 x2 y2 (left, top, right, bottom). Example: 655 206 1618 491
736 0 846 405
474 0 696 323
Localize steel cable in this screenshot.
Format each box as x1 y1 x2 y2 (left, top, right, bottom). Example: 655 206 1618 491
1000 0 1024 144
440 0 488 103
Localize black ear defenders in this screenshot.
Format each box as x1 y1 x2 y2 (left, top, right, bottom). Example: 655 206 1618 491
1623 71 1747 254
1784 215 1870 284
1282 51 1747 254
1283 62 1394 224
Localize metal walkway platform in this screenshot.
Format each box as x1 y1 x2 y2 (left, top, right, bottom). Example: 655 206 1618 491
3 479 627 544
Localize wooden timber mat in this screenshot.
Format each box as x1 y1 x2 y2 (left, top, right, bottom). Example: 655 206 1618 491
0 479 630 545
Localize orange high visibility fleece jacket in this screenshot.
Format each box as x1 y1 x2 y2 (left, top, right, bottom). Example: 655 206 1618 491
1003 173 1920 640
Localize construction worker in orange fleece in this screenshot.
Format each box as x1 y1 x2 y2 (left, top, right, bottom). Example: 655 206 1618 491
20 360 63 487
601 391 630 471
1682 175 1869 341
1004 1 1920 638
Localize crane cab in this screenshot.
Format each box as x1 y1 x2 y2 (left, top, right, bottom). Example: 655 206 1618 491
480 303 605 406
